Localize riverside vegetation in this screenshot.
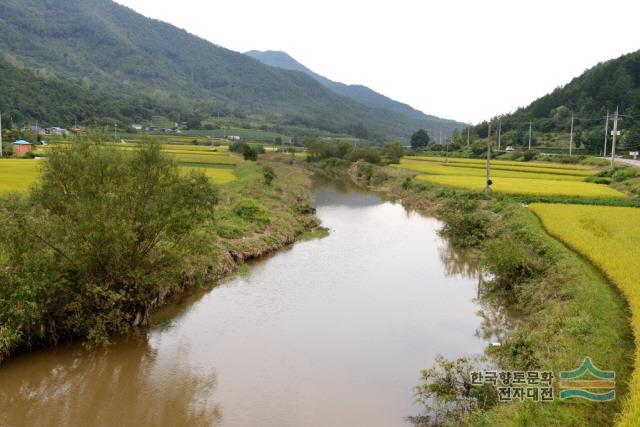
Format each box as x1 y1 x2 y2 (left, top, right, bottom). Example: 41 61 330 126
297 147 638 426
2 136 639 425
0 142 320 362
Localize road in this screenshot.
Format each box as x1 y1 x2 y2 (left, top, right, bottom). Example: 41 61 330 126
601 157 640 168
614 158 640 168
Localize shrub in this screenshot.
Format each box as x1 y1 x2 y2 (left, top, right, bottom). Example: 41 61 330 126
355 161 375 182
484 229 551 290
439 198 492 247
470 141 487 156
262 165 276 186
242 145 258 161
348 147 381 164
586 176 613 184
612 166 638 182
0 142 218 358
413 356 498 425
232 199 270 225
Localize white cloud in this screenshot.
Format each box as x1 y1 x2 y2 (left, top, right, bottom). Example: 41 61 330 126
116 0 640 123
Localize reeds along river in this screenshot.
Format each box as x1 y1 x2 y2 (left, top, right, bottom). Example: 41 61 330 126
0 181 496 427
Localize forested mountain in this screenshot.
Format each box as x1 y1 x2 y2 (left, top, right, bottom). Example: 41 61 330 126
0 56 175 125
245 50 455 126
468 50 640 154
0 0 463 139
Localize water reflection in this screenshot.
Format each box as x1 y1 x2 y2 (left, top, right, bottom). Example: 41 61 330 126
437 242 482 280
0 336 221 426
437 241 514 345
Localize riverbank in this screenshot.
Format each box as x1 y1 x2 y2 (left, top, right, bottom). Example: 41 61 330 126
157 160 322 307
0 149 320 363
300 156 634 426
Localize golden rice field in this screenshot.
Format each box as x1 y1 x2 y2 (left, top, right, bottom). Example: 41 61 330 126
0 145 238 193
395 156 624 198
0 159 42 193
180 166 237 184
408 156 593 171
416 175 626 198
167 152 239 166
529 204 640 427
395 160 589 181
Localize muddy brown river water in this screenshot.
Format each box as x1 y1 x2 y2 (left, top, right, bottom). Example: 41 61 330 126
0 182 490 427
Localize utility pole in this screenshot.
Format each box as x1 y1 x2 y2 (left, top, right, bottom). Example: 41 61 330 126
484 140 492 193
114 122 118 142
528 120 532 150
445 136 449 163
488 122 492 139
603 110 609 157
466 124 471 147
497 117 502 150
569 112 574 156
610 106 620 170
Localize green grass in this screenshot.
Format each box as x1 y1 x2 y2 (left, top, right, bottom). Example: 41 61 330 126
416 174 626 198
529 204 640 426
0 159 41 193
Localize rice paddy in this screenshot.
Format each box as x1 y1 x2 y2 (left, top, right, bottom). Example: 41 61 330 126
408 156 593 171
529 203 640 427
417 175 625 198
168 152 238 166
0 159 42 193
395 156 625 198
395 159 589 181
0 144 238 193
180 166 237 184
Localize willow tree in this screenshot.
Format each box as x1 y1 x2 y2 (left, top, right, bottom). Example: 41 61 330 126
0 142 218 359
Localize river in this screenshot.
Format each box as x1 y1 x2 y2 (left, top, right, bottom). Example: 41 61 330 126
0 181 490 427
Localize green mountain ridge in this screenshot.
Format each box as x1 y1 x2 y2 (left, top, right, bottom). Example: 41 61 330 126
468 50 640 154
245 50 445 122
0 0 465 139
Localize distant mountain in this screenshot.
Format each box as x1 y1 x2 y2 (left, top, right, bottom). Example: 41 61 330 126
246 50 463 133
468 50 640 153
0 0 463 139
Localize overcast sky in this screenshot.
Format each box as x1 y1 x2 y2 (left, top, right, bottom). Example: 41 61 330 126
117 0 639 124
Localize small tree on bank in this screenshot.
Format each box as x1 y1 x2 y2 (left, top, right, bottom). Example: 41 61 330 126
0 143 219 358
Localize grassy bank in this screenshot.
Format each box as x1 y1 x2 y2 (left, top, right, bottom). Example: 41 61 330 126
307 158 634 425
